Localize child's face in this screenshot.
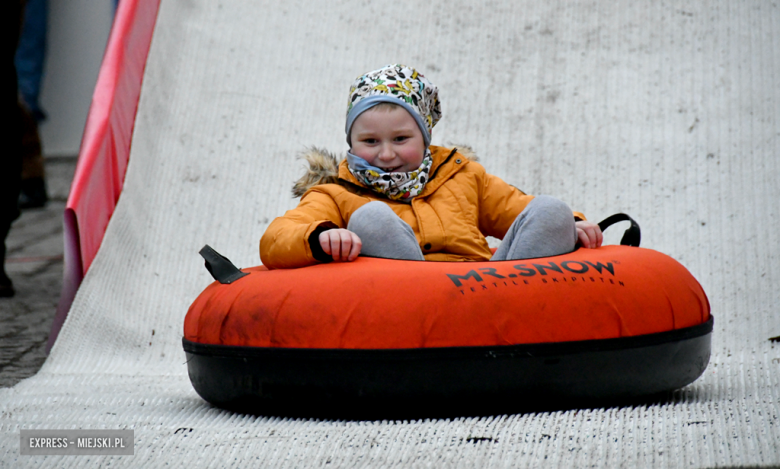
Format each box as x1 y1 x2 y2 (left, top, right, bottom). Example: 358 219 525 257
350 106 426 173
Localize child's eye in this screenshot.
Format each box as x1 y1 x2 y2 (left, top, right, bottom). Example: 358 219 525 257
394 136 409 142
362 138 377 144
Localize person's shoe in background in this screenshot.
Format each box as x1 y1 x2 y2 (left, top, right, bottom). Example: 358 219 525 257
18 176 48 209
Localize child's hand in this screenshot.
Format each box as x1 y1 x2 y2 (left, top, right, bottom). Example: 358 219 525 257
575 221 603 249
319 229 362 262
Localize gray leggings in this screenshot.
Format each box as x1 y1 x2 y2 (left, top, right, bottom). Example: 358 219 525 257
346 195 577 261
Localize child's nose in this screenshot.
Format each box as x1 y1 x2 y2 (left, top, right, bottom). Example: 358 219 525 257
378 144 395 160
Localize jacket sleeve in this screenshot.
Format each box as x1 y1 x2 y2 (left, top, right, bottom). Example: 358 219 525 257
476 169 586 239
476 170 536 239
259 189 345 269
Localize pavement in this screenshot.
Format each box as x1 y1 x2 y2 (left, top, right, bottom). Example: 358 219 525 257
0 156 77 388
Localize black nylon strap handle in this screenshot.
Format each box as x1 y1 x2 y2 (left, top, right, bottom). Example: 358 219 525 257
597 213 641 247
199 245 249 284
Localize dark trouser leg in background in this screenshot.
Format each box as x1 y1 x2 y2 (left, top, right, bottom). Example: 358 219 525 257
16 0 49 208
1 1 25 296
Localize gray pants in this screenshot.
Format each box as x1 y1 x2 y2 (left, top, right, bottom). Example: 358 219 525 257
347 195 577 261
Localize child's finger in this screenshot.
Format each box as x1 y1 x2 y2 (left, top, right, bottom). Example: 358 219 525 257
347 234 362 261
319 232 332 255
587 226 601 248
331 234 343 261
587 228 598 248
577 228 590 248
338 235 353 261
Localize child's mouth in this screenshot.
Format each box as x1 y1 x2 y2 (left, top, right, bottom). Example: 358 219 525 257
381 166 401 172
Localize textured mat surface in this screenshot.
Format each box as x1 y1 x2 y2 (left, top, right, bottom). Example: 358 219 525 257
2 0 779 467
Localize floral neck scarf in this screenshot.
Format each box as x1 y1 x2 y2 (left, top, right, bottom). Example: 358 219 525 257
347 151 433 202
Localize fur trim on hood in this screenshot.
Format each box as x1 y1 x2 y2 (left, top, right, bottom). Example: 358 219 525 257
291 145 479 198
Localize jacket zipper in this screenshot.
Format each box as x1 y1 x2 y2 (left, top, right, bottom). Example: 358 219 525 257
426 148 459 182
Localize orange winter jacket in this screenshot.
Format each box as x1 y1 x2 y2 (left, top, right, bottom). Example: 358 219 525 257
260 145 583 269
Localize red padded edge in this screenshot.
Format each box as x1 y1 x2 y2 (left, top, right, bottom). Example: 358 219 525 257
185 246 711 350
67 0 159 275
51 0 160 352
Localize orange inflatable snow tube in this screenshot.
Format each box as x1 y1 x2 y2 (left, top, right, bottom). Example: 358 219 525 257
185 245 709 349
182 215 712 415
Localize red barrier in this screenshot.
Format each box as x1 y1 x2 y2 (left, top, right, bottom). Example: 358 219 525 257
49 0 160 351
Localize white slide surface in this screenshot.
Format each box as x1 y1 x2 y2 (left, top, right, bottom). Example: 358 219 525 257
2 1 779 467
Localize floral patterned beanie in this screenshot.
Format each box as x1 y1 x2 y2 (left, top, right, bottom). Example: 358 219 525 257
345 64 441 147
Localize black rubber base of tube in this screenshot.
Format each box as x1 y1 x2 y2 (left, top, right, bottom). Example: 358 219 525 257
183 316 712 418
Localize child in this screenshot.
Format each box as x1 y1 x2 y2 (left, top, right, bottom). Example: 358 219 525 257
260 64 602 269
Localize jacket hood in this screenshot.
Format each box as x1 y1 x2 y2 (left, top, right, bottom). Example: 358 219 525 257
292 145 478 198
